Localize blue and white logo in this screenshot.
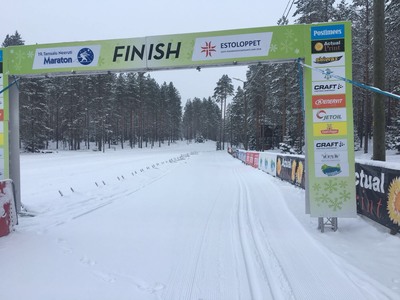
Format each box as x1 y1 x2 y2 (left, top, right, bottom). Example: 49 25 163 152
77 48 95 65
311 24 345 40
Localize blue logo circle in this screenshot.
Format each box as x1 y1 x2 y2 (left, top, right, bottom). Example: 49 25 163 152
77 48 94 65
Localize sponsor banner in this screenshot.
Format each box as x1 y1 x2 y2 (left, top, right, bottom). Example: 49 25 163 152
5 25 309 75
311 24 345 40
245 151 259 168
32 45 101 70
0 74 3 89
315 154 349 178
252 152 259 169
311 39 345 54
192 32 273 61
312 94 346 109
0 179 18 237
312 108 347 123
314 139 348 152
258 152 277 176
312 53 345 67
313 122 347 137
0 94 3 109
311 66 345 82
277 155 305 188
312 81 346 95
237 150 247 162
356 163 400 233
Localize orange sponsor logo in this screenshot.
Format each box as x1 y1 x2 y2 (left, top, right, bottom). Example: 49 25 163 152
312 94 346 109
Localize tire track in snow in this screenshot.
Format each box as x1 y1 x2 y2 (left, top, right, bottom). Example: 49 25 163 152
233 168 295 300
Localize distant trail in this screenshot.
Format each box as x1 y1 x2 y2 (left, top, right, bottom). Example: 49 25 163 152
9 146 398 300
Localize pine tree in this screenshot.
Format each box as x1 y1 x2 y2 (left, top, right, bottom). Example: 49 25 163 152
213 75 234 150
2 31 24 47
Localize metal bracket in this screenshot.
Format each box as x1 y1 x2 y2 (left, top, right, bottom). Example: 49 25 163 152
318 217 338 233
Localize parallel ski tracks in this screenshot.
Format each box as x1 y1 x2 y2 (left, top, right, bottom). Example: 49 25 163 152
233 168 295 300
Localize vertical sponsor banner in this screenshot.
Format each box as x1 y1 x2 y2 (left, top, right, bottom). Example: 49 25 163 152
0 49 7 180
305 22 356 217
258 152 277 176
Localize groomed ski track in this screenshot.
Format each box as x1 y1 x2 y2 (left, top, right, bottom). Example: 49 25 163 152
1 145 397 300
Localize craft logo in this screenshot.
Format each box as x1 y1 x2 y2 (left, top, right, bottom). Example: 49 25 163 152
311 24 345 40
192 32 273 61
314 139 347 151
33 45 101 70
77 48 95 65
313 108 346 123
312 81 345 95
312 39 345 54
312 94 346 108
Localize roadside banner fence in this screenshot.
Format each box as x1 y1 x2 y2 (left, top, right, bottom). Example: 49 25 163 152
0 179 18 237
233 149 400 234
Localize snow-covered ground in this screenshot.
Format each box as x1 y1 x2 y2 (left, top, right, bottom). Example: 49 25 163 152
1 141 399 300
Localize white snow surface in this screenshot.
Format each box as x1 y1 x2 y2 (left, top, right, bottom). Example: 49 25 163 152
1 141 399 300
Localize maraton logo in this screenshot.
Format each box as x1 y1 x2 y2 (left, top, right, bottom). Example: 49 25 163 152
77 48 95 65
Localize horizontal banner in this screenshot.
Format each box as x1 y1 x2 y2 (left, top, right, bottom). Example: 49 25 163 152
4 24 309 76
356 163 400 233
276 155 305 188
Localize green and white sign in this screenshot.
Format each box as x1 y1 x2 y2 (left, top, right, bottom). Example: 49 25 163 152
1 22 356 217
304 23 356 217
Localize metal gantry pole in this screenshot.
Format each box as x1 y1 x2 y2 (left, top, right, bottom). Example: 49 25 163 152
9 78 21 213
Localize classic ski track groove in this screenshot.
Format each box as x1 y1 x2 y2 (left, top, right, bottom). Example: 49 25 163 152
233 167 295 300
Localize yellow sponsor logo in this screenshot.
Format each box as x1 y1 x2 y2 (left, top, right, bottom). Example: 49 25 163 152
313 122 347 136
0 133 3 146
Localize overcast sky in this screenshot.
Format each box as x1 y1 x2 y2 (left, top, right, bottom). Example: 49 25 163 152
1 0 295 103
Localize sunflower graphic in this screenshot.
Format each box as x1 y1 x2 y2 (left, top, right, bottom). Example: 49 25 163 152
277 158 282 176
297 161 304 185
387 177 400 225
291 160 297 182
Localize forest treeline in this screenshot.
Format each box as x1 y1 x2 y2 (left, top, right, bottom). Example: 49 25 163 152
2 0 399 153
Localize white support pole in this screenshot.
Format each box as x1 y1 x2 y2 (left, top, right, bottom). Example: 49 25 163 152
9 79 21 213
